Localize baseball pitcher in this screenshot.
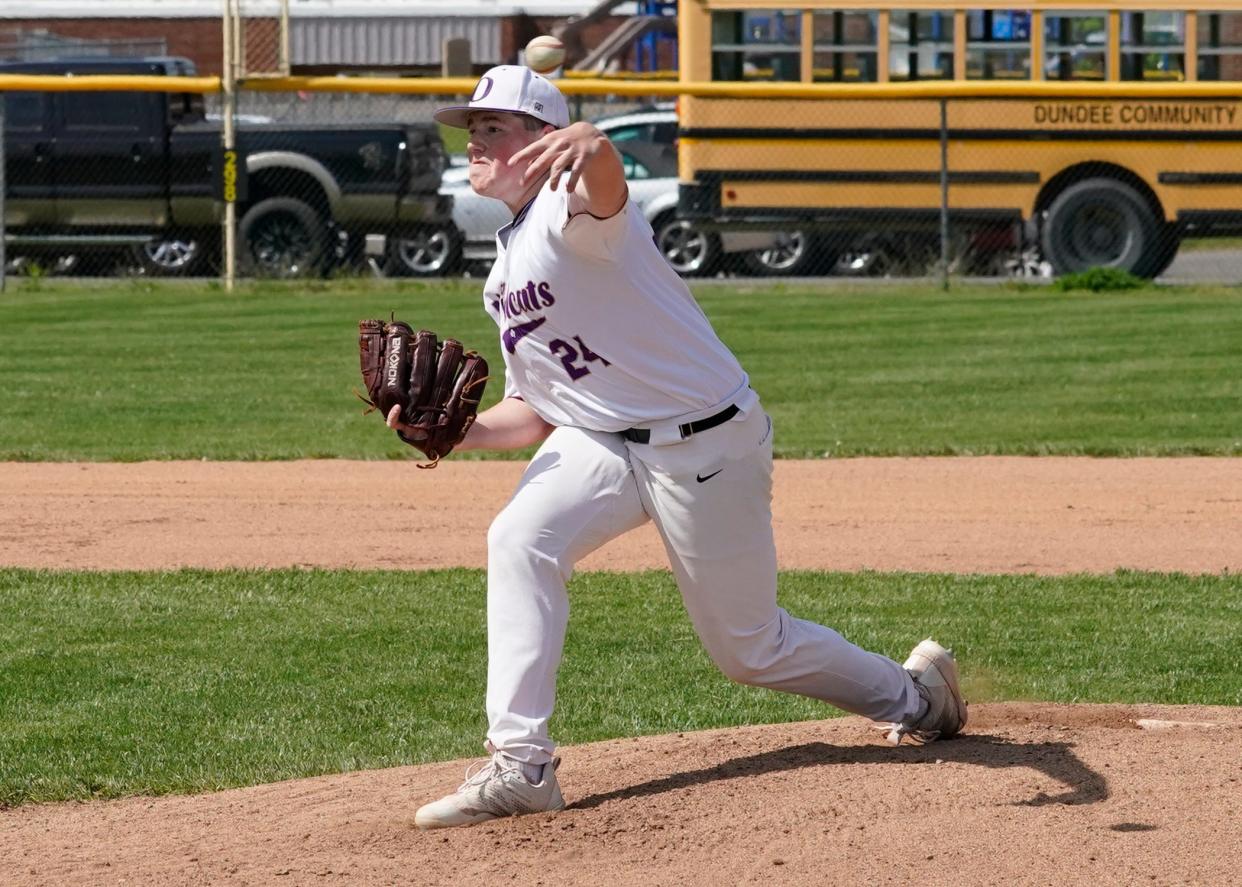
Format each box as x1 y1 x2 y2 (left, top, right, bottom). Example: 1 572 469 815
387 66 966 829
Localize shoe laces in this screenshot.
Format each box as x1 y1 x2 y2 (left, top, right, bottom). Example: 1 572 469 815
458 747 523 792
878 679 939 746
878 721 940 746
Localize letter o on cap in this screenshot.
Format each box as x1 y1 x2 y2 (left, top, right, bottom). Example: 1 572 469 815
471 77 494 102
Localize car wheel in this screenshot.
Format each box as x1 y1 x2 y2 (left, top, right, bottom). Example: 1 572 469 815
238 197 328 279
1041 178 1159 277
833 234 892 277
383 226 462 277
653 214 721 277
131 234 210 276
742 230 821 276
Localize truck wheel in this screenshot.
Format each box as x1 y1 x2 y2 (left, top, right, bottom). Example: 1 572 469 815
131 235 209 276
239 197 327 278
384 225 462 277
653 214 720 277
1042 178 1159 277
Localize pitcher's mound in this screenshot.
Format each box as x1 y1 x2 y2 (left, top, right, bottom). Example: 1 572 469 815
4 703 1239 885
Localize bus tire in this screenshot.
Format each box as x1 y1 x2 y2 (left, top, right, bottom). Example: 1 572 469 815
1141 222 1182 279
1042 178 1159 277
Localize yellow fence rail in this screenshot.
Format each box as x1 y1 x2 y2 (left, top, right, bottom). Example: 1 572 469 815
3 74 1242 100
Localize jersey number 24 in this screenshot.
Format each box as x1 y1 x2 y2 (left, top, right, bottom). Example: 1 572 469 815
549 336 611 381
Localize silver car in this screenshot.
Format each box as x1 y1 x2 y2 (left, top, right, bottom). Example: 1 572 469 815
384 140 776 278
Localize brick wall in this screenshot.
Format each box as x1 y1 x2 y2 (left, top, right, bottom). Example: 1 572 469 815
3 19 226 74
3 14 665 77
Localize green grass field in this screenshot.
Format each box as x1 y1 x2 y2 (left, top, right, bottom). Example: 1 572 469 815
0 278 1238 808
0 278 1238 459
1 567 1238 806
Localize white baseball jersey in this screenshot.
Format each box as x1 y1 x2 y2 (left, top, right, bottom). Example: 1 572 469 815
482 183 752 432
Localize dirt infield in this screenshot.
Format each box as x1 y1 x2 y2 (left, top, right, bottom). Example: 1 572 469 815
2 457 1240 573
3 705 1240 886
2 457 1240 885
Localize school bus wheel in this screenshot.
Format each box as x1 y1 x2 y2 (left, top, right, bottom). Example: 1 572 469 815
1145 222 1182 279
1040 178 1160 278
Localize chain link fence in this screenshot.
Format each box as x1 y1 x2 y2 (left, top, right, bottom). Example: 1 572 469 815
3 23 1242 285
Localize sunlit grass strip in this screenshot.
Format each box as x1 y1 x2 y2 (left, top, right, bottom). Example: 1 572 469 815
0 567 1236 806
0 279 1238 460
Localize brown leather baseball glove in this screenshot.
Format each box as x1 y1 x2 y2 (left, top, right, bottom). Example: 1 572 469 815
358 318 488 468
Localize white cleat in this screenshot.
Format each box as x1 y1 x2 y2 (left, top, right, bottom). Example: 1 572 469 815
883 638 968 746
414 745 565 830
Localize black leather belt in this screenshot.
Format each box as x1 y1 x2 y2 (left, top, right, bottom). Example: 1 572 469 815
621 404 739 445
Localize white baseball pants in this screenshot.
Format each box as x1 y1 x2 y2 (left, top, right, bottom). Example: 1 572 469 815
485 406 923 766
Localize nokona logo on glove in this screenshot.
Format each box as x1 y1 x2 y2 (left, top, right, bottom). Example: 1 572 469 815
385 348 402 388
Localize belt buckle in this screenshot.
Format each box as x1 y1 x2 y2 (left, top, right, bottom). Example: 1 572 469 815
678 422 693 440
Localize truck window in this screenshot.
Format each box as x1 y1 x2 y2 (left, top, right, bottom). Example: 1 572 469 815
60 91 159 132
3 93 48 131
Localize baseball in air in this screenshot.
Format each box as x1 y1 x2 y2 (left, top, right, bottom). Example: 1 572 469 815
525 36 566 74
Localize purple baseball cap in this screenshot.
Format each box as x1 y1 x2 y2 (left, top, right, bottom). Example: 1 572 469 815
435 65 570 130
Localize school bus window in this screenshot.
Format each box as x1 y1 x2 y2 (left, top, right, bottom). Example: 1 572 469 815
966 9 1032 80
1120 12 1184 81
811 10 879 82
711 10 802 82
1043 11 1107 81
1197 12 1242 81
889 10 954 81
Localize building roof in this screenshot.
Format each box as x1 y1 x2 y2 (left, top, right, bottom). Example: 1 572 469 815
2 0 630 18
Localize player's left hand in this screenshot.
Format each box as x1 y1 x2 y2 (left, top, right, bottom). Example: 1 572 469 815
510 121 621 196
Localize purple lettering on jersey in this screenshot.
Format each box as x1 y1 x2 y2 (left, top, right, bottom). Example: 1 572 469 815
549 334 610 381
549 339 591 380
502 317 547 353
495 280 558 320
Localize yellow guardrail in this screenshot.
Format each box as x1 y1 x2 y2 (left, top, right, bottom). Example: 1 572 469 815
232 76 1242 100
0 75 221 93
1 74 1241 100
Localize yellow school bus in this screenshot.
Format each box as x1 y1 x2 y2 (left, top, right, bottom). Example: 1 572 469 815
677 2 1242 276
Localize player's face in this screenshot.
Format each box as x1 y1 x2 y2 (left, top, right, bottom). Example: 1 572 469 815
465 112 545 205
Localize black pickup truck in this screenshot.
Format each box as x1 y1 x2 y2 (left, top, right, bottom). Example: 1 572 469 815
1 56 449 276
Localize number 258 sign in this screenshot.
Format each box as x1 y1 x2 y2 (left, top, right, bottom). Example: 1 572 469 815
214 148 249 203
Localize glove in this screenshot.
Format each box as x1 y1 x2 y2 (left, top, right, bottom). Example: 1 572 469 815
358 318 489 468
